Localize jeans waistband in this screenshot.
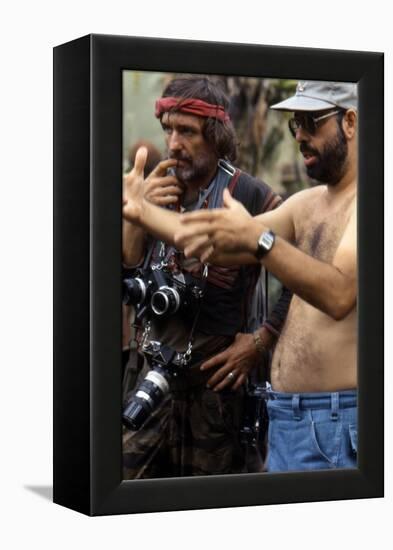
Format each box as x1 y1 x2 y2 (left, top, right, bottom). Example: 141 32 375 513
265 384 357 420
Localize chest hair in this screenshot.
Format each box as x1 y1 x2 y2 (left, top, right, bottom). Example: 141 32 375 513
294 194 355 263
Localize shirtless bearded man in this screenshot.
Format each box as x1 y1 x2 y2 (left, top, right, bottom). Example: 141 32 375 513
175 81 358 472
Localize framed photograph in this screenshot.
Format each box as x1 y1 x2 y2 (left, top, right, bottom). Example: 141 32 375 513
53 34 383 516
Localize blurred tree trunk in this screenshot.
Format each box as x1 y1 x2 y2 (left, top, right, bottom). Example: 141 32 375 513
224 77 268 176
216 77 296 179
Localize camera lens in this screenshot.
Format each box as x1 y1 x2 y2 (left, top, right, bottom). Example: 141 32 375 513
123 277 146 306
151 286 180 316
122 368 170 431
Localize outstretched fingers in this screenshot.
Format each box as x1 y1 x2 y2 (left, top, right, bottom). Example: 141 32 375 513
180 208 221 224
183 235 212 259
174 221 213 250
133 146 148 176
200 245 216 264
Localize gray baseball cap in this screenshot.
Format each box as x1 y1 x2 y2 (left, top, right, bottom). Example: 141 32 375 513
270 80 357 112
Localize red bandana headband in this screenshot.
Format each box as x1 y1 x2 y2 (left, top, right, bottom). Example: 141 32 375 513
155 97 230 123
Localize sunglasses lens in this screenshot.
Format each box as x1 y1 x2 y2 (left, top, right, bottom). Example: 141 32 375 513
289 115 316 137
298 115 315 134
304 115 316 134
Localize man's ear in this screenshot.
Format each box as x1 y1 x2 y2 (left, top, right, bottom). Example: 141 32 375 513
342 109 357 140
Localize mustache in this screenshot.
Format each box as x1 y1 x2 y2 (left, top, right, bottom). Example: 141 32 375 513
168 152 192 162
300 143 319 156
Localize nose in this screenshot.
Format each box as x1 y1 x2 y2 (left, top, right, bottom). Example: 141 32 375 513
294 126 310 143
167 130 182 153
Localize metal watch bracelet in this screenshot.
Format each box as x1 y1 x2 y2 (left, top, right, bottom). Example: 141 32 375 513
253 330 267 355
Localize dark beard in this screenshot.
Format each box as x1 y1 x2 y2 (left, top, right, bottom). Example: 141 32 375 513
169 152 214 185
301 126 348 186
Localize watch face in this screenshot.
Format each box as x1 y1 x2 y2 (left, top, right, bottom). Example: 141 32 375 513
260 233 273 249
257 230 275 257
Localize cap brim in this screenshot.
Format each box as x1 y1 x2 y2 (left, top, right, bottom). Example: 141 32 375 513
270 95 336 112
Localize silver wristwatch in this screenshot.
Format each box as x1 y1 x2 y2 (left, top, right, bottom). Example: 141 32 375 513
255 230 275 259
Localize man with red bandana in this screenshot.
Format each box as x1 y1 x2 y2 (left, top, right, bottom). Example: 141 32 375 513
175 81 358 472
122 77 290 478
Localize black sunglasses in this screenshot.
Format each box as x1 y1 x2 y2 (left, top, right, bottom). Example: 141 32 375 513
288 109 342 137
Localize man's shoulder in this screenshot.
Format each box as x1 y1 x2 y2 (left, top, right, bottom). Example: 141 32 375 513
232 169 280 214
285 186 329 229
287 185 325 206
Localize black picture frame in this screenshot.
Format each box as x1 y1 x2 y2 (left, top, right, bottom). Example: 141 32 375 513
53 34 384 516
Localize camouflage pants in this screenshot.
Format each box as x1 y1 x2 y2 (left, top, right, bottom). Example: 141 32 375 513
123 384 246 479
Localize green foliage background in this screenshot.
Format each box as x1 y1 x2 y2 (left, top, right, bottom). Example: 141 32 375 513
122 72 314 312
123 71 313 197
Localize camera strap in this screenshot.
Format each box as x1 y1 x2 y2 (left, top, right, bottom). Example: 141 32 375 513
142 238 156 270
181 263 209 362
188 159 236 212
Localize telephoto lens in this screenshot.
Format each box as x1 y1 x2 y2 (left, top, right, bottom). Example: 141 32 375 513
122 366 171 430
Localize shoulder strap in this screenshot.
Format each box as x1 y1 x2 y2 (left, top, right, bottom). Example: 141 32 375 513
228 168 241 195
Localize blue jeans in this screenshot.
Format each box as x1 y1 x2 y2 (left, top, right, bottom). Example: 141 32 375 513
265 388 357 472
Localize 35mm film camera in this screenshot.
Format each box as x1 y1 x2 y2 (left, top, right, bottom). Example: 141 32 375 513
122 265 205 430
123 265 203 319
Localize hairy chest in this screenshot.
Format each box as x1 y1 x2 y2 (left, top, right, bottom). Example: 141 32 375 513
294 196 354 263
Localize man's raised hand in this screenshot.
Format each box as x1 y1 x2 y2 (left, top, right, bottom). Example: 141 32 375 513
144 158 184 207
122 146 149 224
175 189 254 262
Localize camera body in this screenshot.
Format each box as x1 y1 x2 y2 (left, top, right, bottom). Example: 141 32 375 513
123 266 203 319
122 261 206 430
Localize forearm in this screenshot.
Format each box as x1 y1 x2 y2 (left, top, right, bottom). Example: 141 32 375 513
210 251 259 265
123 198 183 264
137 199 183 246
209 217 356 319
122 220 146 266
